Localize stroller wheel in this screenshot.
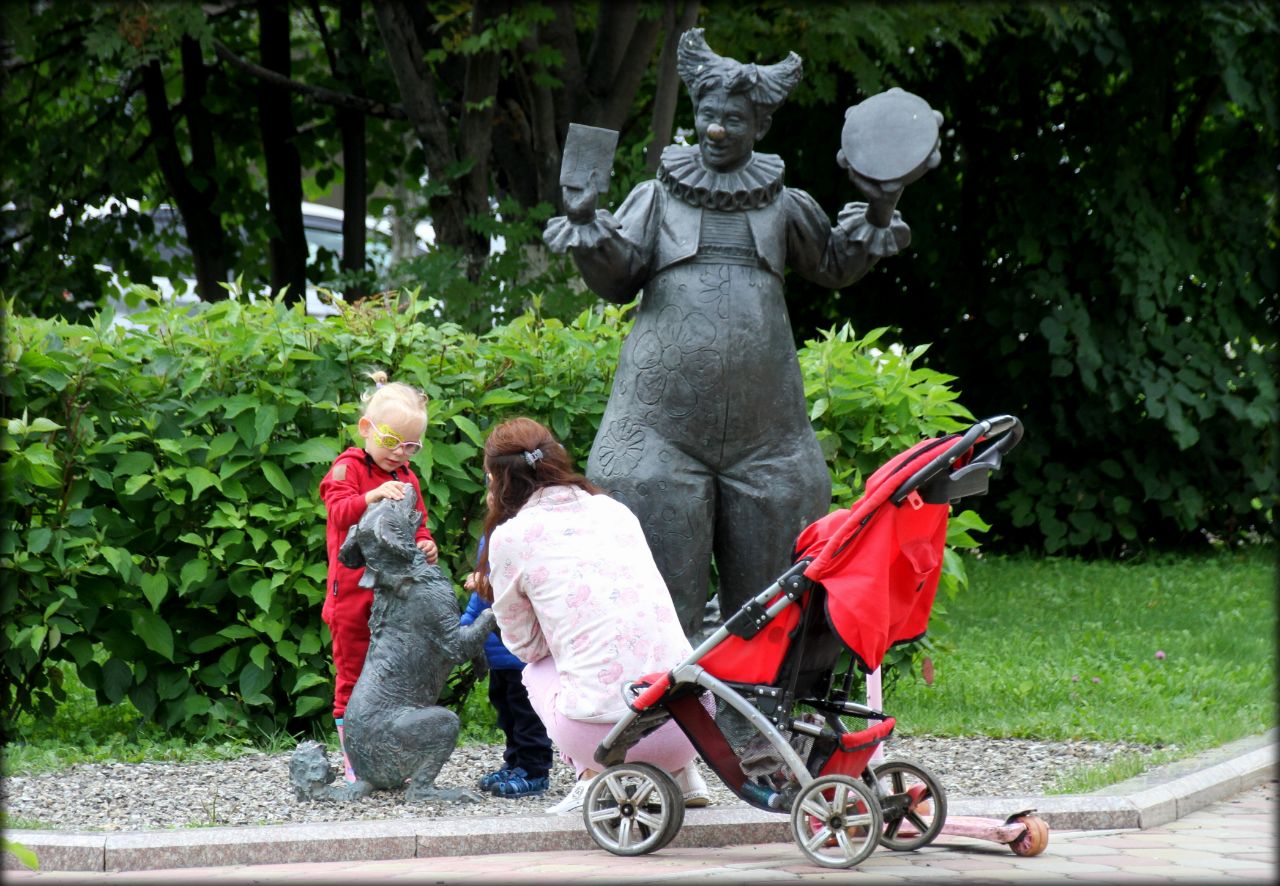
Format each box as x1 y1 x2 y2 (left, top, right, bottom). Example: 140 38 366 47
864 759 948 851
582 762 684 856
789 774 883 869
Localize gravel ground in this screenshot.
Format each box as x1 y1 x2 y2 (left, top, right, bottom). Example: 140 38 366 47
2 735 1159 832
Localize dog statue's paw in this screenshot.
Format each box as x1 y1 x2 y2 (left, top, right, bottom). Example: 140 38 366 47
329 779 376 802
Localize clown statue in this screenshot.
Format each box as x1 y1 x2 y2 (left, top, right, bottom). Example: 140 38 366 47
544 29 936 640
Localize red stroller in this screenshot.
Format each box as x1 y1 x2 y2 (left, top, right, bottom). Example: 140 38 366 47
582 415 1031 868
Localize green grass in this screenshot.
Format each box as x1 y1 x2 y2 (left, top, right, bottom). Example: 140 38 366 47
3 678 321 776
1049 749 1183 793
888 547 1277 790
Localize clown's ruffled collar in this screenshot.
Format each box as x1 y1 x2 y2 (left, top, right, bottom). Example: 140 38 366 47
657 144 785 211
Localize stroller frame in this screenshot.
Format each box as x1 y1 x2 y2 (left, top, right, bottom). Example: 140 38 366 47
581 415 1040 868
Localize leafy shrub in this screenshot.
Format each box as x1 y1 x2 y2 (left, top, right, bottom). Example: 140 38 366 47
2 291 978 736
800 323 991 684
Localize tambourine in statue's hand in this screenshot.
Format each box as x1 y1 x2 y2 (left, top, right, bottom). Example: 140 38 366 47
838 88 943 229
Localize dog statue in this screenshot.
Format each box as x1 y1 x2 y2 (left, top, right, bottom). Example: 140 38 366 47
291 483 496 803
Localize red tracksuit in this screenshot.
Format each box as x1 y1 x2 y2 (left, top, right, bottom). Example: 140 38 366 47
319 446 435 718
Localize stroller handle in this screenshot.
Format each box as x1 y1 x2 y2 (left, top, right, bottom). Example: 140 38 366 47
889 414 1023 506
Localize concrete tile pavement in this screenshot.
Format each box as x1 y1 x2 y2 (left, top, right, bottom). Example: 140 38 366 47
4 731 1275 883
4 781 1275 884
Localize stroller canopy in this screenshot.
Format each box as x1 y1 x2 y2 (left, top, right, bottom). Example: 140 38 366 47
796 435 959 674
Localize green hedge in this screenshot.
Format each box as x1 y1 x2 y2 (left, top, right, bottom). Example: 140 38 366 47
1 290 977 736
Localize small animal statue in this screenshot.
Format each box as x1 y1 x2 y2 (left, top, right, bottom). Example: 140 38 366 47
290 483 496 803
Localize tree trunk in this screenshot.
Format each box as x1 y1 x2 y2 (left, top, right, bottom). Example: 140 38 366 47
335 0 368 296
584 0 641 121
257 0 307 304
542 0 584 141
646 0 699 173
503 36 560 206
372 0 476 266
139 56 229 303
598 12 663 131
454 0 509 267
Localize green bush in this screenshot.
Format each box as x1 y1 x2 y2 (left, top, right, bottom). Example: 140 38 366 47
2 290 978 737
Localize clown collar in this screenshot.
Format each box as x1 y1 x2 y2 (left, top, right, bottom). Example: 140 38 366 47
656 144 785 211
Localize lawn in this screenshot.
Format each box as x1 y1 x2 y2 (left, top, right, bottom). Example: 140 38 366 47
887 546 1276 789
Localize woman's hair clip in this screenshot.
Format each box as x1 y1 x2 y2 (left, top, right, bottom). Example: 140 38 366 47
523 448 544 468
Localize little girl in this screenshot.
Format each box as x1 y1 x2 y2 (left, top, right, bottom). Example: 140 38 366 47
319 370 438 781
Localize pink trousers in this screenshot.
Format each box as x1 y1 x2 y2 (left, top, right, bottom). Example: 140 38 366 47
521 656 702 777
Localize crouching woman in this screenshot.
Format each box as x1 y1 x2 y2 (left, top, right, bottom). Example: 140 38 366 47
474 417 710 814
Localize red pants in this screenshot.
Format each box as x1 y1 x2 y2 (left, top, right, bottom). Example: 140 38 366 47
325 587 373 719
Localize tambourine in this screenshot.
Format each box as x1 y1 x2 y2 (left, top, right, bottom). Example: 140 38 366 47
837 88 943 226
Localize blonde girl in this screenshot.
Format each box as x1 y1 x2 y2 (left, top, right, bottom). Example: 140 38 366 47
319 370 438 780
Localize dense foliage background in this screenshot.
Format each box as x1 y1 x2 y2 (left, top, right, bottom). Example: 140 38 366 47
4 1 1274 556
1 294 978 734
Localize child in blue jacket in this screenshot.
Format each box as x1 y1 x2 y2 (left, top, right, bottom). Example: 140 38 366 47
460 537 554 797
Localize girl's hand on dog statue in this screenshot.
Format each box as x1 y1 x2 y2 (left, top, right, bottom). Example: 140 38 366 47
366 480 408 505
416 538 439 565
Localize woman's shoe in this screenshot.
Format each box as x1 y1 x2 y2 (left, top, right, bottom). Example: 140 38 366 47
545 775 595 814
675 765 711 807
478 767 515 792
492 768 550 798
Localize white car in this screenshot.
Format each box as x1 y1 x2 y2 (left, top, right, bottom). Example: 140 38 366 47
97 201 430 327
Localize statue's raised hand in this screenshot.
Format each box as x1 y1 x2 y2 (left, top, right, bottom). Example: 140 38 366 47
843 169 905 229
563 170 599 224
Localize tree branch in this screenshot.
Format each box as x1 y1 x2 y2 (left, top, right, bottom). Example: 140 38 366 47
305 0 341 73
516 34 562 204
212 38 405 119
586 1 639 104
541 0 584 139
646 0 699 172
599 9 663 131
372 0 474 254
458 0 508 229
370 0 452 159
181 37 218 187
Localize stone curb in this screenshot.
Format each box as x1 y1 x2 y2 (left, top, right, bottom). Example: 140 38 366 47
4 730 1275 873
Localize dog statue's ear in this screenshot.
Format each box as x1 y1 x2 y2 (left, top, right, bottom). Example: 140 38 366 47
338 522 365 569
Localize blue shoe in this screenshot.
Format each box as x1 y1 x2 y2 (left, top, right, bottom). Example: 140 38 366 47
478 767 515 792
493 767 550 798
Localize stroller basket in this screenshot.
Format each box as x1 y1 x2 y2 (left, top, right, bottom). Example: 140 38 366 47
583 415 1023 869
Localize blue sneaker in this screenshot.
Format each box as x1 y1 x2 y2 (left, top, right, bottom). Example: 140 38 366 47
478 767 515 792
492 767 550 798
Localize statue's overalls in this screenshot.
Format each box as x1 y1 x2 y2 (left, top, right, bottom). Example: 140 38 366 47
548 145 907 637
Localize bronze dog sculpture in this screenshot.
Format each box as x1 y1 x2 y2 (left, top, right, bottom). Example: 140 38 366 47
291 484 495 803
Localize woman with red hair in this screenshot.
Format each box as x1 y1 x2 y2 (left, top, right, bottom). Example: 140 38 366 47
474 417 710 814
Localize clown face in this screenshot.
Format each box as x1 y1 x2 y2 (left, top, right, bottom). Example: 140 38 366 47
695 90 758 172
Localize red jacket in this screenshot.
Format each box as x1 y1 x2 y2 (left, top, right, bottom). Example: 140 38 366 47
319 446 434 626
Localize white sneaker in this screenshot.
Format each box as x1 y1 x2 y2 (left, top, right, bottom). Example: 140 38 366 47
545 775 595 815
675 765 711 807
